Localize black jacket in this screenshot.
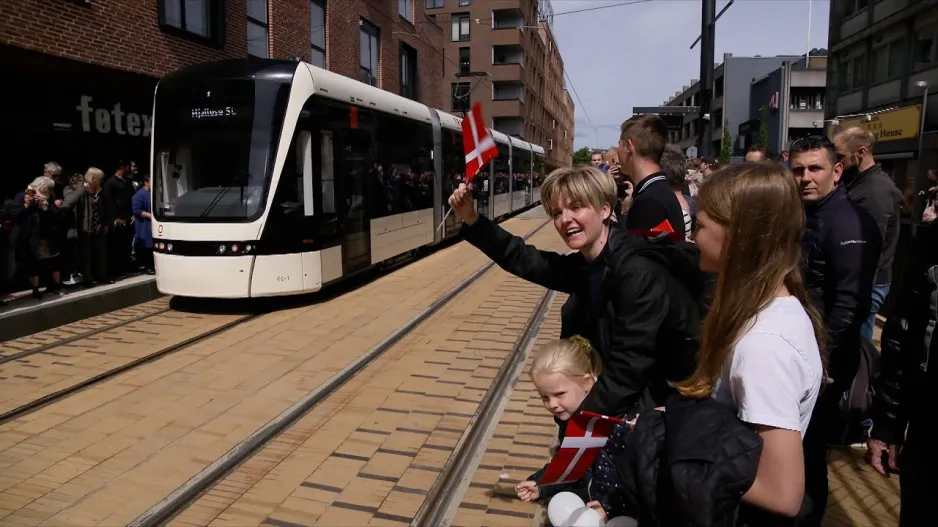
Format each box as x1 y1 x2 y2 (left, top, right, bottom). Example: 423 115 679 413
870 223 938 446
615 395 763 527
802 186 881 389
842 164 903 284
624 172 686 235
461 216 703 417
103 175 135 220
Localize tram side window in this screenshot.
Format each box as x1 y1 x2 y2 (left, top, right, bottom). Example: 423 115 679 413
372 113 434 218
442 129 466 196
533 153 544 186
493 142 510 195
515 150 531 189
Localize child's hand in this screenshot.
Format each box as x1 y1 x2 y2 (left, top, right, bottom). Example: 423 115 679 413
586 501 608 522
515 481 539 501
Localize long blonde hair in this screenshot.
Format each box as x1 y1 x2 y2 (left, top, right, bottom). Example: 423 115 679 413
676 163 826 399
531 335 602 381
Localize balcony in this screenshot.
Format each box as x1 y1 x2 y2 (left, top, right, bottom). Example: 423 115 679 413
493 116 524 138
492 8 523 30
491 27 522 46
491 100 524 119
493 81 524 102
493 45 524 67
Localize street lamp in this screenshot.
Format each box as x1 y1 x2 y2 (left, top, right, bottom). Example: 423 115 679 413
913 80 929 236
916 81 929 163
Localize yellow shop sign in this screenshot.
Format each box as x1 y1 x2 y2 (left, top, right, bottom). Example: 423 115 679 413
828 105 922 142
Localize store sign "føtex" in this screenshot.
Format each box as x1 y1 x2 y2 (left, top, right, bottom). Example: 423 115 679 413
76 95 152 137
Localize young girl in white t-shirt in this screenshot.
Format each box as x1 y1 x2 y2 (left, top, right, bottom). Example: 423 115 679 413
677 162 825 518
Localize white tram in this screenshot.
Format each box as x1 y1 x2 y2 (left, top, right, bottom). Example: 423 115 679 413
150 59 546 298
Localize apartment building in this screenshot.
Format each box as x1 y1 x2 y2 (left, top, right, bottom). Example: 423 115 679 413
426 0 574 169
0 0 443 199
659 54 792 159
739 52 828 155
824 0 938 211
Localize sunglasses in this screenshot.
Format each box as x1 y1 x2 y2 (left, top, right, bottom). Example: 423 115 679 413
789 135 835 150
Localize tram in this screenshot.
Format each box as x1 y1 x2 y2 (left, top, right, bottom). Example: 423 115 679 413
150 59 546 298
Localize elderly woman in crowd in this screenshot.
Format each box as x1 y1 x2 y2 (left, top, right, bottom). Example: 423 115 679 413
11 176 63 298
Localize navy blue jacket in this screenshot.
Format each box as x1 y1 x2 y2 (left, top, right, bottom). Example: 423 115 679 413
801 185 881 389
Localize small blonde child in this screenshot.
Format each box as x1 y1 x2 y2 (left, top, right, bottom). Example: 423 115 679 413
515 336 629 522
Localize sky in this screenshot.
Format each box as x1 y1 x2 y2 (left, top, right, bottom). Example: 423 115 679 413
549 0 832 150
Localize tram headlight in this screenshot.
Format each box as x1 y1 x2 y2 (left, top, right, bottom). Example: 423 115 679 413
218 244 227 254
166 243 173 252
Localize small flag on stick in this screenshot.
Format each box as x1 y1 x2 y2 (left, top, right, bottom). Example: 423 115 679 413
438 102 499 231
536 411 627 486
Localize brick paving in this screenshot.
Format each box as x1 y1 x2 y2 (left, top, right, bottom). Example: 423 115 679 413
0 214 550 526
0 310 245 417
0 298 171 360
170 221 568 527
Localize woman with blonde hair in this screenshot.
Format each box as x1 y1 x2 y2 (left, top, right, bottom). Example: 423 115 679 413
11 176 63 298
677 162 825 520
448 165 703 421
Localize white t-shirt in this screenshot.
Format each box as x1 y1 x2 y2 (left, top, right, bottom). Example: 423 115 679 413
713 296 822 437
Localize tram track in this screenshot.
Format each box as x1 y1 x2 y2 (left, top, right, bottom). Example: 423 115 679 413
128 217 554 527
0 299 172 364
0 312 262 425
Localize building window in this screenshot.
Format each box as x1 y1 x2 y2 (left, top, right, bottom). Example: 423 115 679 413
399 0 413 22
871 39 907 84
310 0 326 67
842 0 869 18
459 47 470 75
360 20 379 87
459 0 471 6
914 26 937 70
158 0 219 41
426 0 444 8
838 54 866 92
246 0 269 58
452 13 470 42
400 44 417 100
452 82 471 112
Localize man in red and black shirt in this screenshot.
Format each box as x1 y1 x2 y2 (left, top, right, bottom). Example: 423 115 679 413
617 115 685 235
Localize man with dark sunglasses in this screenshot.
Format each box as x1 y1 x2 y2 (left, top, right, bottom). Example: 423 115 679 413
789 135 882 527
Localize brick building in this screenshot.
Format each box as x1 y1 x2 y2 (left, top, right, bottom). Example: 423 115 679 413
0 0 443 199
427 0 574 169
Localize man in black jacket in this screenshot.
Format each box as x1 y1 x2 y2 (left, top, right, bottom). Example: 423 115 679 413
834 128 904 343
789 135 882 527
617 115 685 235
866 223 937 526
449 166 702 419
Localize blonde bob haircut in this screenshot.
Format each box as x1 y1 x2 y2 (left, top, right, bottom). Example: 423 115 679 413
540 165 617 220
530 335 602 381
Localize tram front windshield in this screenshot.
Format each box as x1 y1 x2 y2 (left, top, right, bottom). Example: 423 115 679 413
153 78 289 222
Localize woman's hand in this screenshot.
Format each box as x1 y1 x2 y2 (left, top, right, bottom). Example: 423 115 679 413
448 183 479 226
585 501 608 522
514 481 539 502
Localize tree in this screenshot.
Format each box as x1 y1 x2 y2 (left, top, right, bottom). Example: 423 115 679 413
573 147 591 165
719 127 733 165
758 105 769 148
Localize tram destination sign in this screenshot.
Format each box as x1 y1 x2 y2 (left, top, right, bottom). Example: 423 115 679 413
190 106 239 119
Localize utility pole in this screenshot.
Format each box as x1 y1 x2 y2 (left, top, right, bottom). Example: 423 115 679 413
697 0 717 158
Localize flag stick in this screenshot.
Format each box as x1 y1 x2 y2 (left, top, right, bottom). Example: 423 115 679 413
436 206 452 232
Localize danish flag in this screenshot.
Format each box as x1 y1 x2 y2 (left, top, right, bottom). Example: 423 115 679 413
537 411 627 486
461 102 499 183
629 219 686 242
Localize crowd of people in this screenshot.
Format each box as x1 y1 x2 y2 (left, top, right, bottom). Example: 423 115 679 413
449 114 933 526
0 161 154 306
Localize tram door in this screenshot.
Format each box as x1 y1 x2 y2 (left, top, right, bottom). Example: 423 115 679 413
335 128 372 275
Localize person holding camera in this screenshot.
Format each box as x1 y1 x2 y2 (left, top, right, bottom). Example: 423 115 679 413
616 116 684 235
